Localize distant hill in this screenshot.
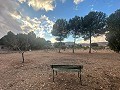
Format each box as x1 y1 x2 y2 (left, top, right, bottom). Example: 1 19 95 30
65 42 74 46
80 43 89 47
97 42 108 46
63 42 108 47
80 42 108 47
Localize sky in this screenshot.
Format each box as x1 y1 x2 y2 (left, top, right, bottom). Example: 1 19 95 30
0 0 120 43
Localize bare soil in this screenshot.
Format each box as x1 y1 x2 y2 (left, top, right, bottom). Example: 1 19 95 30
0 49 120 90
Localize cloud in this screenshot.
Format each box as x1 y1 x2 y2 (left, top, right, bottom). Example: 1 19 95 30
11 11 54 38
0 0 54 39
0 0 22 38
10 11 22 20
91 8 94 11
74 6 78 10
18 0 26 3
73 0 84 5
18 0 56 11
80 35 107 43
60 0 66 3
50 37 57 43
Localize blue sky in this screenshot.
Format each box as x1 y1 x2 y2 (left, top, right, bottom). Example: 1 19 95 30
0 0 120 43
18 0 120 19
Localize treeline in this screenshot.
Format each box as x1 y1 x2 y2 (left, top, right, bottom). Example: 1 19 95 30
1 9 120 53
51 9 120 53
0 31 50 51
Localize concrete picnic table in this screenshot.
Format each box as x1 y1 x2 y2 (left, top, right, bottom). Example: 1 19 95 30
50 65 83 84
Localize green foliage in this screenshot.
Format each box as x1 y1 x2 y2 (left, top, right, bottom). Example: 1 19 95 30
1 31 18 50
68 16 83 53
46 40 51 46
51 19 68 40
28 31 36 49
53 42 65 48
83 11 107 38
61 45 66 51
51 19 68 52
106 9 120 53
69 16 83 38
92 46 105 50
82 11 107 53
91 43 98 47
55 37 64 42
0 38 4 45
17 33 28 50
75 44 82 49
35 38 47 49
0 39 1 45
82 46 89 50
53 42 59 48
0 31 48 51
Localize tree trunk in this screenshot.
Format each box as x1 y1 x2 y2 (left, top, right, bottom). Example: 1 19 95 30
59 40 61 53
22 52 25 63
73 37 76 53
89 30 92 53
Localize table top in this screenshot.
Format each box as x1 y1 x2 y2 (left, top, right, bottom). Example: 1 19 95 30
51 65 83 69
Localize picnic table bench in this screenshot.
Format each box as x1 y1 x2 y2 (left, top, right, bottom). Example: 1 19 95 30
50 65 83 84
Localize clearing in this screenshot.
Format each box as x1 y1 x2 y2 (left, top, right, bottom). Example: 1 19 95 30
0 50 120 90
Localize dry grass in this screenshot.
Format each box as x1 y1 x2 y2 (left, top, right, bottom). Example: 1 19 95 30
0 49 120 90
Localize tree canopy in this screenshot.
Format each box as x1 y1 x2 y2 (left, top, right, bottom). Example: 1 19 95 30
68 16 83 53
0 31 48 51
51 19 69 52
106 9 120 53
1 31 18 50
82 11 107 53
51 19 68 39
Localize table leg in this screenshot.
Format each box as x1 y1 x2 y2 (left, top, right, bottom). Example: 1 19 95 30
53 70 54 82
79 70 82 85
56 71 57 75
78 72 80 77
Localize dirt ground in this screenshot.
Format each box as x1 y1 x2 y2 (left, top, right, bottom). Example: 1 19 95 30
0 49 120 90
